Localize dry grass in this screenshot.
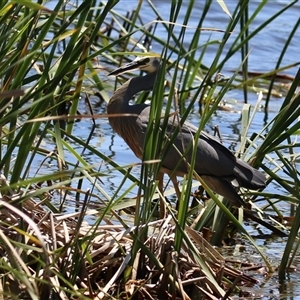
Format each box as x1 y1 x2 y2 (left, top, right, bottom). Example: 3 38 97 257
0 175 259 299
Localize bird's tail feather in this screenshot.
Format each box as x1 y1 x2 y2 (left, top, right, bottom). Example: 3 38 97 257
234 159 266 190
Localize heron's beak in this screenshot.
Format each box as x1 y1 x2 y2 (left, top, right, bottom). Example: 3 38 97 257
108 57 152 76
108 60 142 76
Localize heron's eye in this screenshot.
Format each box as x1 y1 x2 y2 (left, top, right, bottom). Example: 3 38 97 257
153 59 160 68
143 57 150 64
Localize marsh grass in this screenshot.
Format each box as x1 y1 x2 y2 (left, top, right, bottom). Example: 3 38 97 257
0 0 299 298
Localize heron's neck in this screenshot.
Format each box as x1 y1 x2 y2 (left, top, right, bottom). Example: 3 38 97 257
107 70 158 114
107 70 158 158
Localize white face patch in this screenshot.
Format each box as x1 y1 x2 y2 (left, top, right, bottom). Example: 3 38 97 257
138 57 161 73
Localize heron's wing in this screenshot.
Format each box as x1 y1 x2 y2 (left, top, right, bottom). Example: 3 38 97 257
136 108 265 188
154 113 237 177
135 108 236 175
134 106 152 153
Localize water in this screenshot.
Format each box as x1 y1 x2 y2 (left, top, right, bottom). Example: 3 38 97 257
111 1 299 74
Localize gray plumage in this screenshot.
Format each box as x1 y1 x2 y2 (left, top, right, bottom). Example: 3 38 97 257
107 57 266 207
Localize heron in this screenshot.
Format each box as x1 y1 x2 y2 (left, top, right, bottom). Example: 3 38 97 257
107 56 266 207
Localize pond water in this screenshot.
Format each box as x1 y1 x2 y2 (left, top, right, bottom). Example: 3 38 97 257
45 1 300 299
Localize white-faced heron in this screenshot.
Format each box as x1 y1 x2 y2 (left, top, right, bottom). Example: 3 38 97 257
107 56 266 207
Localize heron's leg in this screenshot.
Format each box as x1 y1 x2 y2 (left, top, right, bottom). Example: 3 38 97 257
214 125 223 143
170 175 182 204
157 171 166 219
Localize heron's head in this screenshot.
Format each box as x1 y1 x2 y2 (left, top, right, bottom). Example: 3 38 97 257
108 56 161 76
